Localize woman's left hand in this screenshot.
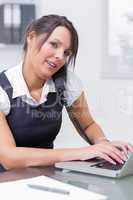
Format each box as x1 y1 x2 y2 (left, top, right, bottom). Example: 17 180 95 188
101 140 133 159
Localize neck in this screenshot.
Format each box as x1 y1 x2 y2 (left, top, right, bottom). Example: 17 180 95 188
22 58 45 92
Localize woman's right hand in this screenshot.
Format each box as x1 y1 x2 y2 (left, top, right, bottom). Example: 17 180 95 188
77 143 128 164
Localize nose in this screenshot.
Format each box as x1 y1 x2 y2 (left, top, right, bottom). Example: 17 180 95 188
55 49 64 60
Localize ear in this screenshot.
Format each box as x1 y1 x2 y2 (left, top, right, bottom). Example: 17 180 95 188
26 31 37 47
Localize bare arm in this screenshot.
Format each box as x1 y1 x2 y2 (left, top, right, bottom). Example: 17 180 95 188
1 111 115 169
0 112 86 169
67 92 133 162
67 92 108 144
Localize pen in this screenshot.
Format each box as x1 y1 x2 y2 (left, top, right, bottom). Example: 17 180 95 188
27 184 70 195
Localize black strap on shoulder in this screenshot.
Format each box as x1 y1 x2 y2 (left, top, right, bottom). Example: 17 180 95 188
52 65 67 106
0 71 13 102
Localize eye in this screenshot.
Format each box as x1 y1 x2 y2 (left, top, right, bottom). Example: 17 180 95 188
50 41 58 48
64 49 72 57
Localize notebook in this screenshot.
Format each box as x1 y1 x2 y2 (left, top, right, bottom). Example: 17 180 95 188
0 175 106 200
55 152 133 178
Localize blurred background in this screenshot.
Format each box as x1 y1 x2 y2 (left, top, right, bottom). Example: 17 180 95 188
0 0 133 148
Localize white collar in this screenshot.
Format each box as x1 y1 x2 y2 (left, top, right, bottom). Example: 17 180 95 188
5 62 56 102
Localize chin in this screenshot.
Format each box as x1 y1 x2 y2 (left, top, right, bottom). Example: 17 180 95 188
40 71 53 81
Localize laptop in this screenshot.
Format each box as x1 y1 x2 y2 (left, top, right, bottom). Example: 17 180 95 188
55 152 133 178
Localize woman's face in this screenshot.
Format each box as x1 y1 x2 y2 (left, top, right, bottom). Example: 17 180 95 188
27 26 72 80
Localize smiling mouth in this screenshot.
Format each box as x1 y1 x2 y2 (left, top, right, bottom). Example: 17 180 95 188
46 60 57 69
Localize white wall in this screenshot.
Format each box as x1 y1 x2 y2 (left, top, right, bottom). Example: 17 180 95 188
37 0 133 147
0 0 133 148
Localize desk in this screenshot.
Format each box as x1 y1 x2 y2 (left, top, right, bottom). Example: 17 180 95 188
0 166 133 200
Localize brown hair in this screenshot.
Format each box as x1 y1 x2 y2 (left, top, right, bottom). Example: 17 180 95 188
23 14 78 67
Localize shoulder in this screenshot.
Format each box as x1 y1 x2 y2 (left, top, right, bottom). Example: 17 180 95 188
65 70 83 107
0 67 14 115
66 70 83 91
0 86 10 115
66 70 83 88
5 63 21 82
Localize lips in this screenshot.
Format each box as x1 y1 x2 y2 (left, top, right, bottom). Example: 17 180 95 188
46 60 57 69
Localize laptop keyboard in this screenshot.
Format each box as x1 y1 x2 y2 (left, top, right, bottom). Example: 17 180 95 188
91 160 125 170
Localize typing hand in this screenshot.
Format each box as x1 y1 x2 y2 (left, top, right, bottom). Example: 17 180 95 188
99 140 133 160
78 143 129 165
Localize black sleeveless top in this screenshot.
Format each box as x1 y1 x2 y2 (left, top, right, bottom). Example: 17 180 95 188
0 66 67 149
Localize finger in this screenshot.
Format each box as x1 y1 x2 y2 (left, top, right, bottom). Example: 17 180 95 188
98 152 116 165
98 144 125 161
113 144 128 158
98 146 124 163
107 151 124 164
126 143 133 152
116 142 133 153
112 141 133 153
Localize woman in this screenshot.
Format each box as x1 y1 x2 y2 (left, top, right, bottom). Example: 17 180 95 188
0 14 132 170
